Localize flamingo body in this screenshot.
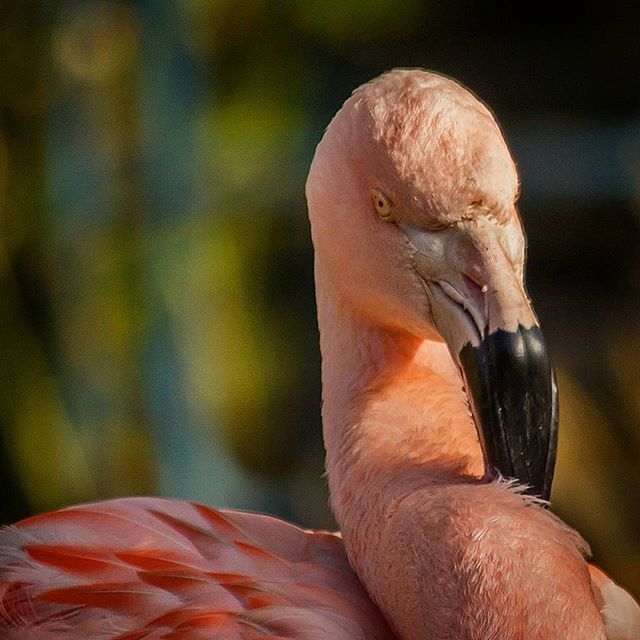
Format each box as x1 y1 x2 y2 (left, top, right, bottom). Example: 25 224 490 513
0 497 394 639
1 69 639 639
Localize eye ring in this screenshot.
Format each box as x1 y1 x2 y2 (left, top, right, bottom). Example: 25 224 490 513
371 189 393 221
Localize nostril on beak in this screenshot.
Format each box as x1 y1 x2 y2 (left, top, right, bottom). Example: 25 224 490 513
462 274 487 316
437 277 487 341
462 272 484 293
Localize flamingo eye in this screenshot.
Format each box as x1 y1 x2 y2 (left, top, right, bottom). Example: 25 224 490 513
371 189 394 221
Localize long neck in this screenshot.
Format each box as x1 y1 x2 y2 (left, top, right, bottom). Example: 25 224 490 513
316 285 484 529
316 286 607 640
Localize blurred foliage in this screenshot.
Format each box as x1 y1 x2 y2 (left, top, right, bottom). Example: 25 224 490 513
0 0 638 596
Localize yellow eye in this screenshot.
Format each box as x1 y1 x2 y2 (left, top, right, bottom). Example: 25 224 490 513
371 189 393 220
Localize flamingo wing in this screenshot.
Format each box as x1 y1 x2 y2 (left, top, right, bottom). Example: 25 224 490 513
0 497 396 640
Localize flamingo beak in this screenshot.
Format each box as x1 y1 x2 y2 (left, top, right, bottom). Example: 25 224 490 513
404 221 558 500
458 324 558 501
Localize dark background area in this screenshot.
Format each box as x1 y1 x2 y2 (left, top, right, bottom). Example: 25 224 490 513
1 0 639 595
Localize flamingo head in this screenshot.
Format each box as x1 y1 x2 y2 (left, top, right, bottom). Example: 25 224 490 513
307 69 557 500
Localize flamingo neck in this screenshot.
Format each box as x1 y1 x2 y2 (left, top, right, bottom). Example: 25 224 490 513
316 289 607 640
317 289 484 530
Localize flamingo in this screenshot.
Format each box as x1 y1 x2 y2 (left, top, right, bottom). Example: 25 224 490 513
1 69 638 640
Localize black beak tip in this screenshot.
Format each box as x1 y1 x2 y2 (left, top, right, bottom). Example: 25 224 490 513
459 324 558 502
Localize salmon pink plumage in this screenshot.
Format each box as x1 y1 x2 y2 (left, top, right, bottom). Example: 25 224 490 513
1 69 639 640
0 497 393 639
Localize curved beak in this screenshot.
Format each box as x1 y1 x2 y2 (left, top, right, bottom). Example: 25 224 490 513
405 220 558 500
459 324 558 501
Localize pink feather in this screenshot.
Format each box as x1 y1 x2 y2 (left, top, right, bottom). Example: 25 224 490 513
0 497 395 639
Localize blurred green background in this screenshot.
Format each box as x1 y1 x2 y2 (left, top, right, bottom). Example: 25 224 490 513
1 0 639 596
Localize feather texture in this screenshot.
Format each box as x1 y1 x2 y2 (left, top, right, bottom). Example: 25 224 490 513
0 497 395 639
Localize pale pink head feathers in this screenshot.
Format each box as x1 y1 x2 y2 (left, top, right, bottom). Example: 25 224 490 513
306 68 639 639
